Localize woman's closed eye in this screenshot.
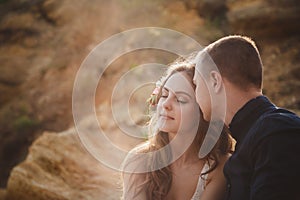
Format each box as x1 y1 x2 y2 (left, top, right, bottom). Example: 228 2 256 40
161 88 189 104
176 96 188 104
161 94 188 104
161 92 168 98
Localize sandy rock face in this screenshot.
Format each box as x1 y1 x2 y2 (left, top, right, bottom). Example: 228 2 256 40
0 189 6 200
184 0 227 19
5 131 122 200
227 0 300 38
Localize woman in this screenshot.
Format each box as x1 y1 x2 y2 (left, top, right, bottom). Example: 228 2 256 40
122 53 232 200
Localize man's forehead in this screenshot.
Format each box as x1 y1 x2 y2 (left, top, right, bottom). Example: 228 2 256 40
195 49 218 77
195 51 208 68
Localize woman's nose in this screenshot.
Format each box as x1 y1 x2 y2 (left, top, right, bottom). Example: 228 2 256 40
162 97 172 110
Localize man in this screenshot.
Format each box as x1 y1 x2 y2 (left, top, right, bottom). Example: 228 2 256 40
193 35 300 200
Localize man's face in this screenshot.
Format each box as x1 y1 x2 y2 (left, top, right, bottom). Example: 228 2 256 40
193 68 212 121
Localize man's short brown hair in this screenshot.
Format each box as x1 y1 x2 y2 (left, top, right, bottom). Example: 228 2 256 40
206 35 263 90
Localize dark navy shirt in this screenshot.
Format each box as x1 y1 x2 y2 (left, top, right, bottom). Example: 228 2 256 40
224 96 300 200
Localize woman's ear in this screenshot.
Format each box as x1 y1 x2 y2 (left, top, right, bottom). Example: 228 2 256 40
210 71 223 93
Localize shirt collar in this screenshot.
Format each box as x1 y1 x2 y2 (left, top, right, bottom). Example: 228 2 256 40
229 95 276 143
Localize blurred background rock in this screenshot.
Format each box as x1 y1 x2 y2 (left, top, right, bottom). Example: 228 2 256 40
0 0 299 199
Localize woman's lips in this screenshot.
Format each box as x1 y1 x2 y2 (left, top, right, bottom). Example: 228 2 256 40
159 114 174 120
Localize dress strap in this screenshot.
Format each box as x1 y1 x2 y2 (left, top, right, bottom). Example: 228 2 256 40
191 162 210 200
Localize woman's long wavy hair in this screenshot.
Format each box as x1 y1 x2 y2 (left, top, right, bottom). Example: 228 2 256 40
132 53 232 200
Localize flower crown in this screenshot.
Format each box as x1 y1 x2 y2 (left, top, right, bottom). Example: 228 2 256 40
147 79 162 107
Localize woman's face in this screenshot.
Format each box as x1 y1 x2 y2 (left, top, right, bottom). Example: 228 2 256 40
157 72 200 135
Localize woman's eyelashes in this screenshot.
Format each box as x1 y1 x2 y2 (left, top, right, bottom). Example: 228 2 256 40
161 93 168 98
160 91 188 104
176 97 187 104
160 90 168 98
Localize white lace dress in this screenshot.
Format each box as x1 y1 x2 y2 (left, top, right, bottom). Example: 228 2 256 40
122 154 210 200
190 163 209 200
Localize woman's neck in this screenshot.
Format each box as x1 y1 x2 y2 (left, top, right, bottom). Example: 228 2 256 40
176 145 200 166
168 132 201 166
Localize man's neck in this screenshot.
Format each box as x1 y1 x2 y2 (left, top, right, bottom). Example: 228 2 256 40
225 86 262 126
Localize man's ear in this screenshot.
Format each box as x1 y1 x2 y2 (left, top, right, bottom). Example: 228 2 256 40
210 71 223 93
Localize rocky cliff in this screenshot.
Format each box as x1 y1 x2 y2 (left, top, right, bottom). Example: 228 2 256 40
5 130 122 200
227 0 300 38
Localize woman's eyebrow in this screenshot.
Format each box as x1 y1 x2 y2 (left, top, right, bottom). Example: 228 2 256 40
162 87 169 92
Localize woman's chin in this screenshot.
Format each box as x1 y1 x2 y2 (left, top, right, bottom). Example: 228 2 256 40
158 126 171 133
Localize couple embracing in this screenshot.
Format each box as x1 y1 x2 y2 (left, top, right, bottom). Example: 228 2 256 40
122 35 300 200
